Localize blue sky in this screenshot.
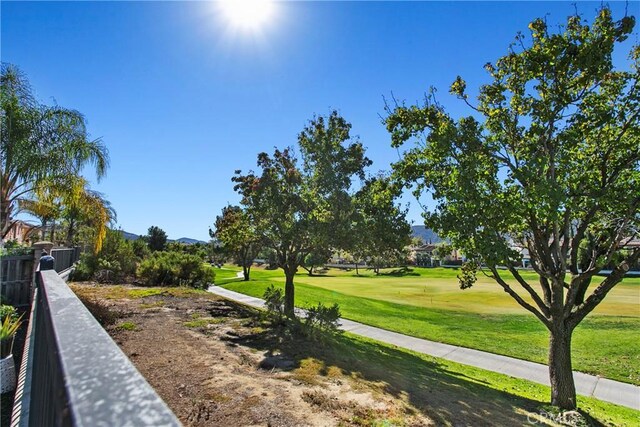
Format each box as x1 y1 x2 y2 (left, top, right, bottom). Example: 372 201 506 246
2 1 636 241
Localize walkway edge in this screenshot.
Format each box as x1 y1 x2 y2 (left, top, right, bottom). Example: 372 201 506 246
207 285 640 411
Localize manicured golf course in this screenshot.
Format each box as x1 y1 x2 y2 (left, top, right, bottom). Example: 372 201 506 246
218 266 640 385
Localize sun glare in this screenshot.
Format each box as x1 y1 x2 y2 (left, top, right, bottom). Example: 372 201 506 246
219 0 275 31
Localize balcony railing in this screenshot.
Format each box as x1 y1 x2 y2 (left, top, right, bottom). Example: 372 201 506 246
10 268 181 426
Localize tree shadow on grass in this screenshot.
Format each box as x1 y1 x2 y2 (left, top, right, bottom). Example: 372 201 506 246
220 314 551 426
379 267 421 277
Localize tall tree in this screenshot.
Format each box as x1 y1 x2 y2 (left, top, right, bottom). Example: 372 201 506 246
61 180 116 253
1 63 109 240
353 175 412 275
146 226 167 252
212 205 261 281
386 8 639 410
233 148 312 316
233 112 370 316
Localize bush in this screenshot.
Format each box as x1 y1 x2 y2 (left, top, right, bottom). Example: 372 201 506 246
0 305 17 322
302 303 341 339
263 285 285 321
137 251 215 289
70 229 137 282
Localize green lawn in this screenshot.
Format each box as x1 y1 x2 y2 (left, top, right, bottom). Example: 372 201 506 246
329 333 640 426
212 267 243 283
222 266 640 385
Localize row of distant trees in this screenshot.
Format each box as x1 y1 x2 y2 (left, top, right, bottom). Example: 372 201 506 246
215 8 639 411
1 63 113 253
212 111 413 311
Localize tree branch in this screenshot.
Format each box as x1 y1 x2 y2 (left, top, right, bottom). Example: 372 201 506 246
490 266 551 327
505 262 551 317
568 248 640 328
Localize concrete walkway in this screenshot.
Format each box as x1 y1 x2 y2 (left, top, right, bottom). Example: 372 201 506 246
207 285 640 411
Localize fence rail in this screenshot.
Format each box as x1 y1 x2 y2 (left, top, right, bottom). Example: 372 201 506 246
50 247 81 273
11 269 181 426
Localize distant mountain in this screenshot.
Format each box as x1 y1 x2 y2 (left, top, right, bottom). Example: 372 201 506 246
120 230 142 241
118 230 206 245
175 237 207 245
411 225 442 245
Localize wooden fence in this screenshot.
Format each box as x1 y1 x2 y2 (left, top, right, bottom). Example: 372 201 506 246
1 247 80 307
0 252 35 308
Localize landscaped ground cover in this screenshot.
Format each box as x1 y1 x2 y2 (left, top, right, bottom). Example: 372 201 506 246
73 282 640 426
220 266 640 385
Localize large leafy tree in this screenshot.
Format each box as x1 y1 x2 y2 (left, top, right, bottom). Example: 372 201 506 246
1 63 109 240
233 112 370 316
212 205 261 280
353 175 412 275
386 9 638 410
233 148 311 316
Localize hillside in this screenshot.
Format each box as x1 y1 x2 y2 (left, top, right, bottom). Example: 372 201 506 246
411 225 442 244
118 230 206 245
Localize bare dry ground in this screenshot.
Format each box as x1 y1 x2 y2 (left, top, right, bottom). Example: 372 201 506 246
71 283 561 427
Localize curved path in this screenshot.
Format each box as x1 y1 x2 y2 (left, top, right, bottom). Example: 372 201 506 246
207 285 640 411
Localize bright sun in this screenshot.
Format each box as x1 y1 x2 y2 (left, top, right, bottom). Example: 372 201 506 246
219 0 275 31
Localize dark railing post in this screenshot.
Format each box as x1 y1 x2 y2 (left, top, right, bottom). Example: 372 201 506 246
39 251 55 271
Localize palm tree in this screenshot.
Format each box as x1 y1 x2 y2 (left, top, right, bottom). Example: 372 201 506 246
61 180 116 253
1 63 109 240
18 191 61 241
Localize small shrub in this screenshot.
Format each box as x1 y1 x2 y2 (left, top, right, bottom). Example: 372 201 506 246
263 284 285 322
137 251 215 289
302 303 341 339
70 230 137 282
0 305 17 322
0 312 23 357
69 253 94 281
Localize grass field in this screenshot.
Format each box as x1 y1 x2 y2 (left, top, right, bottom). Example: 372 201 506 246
74 283 640 425
218 266 640 385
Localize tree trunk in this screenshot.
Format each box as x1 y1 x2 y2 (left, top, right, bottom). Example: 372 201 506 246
41 220 47 240
49 220 56 242
549 325 577 409
284 270 295 317
0 198 12 239
66 218 76 246
355 262 359 275
242 264 250 281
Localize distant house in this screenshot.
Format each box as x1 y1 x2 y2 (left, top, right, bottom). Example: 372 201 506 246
4 220 40 244
407 244 437 267
407 244 463 267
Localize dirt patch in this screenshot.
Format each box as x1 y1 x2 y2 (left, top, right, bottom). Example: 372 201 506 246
71 283 557 427
73 283 429 426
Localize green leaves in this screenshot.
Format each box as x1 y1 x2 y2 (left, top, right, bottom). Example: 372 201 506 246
1 63 110 240
457 261 479 290
387 6 639 322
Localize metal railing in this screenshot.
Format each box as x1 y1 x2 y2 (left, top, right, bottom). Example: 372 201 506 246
11 269 181 426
